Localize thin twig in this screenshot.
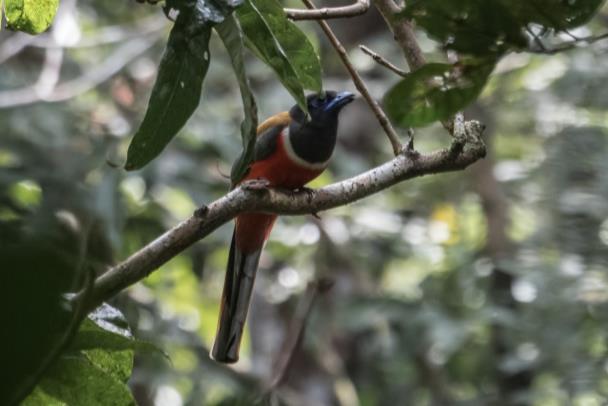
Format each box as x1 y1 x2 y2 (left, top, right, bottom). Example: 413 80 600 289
301 0 402 155
73 131 485 314
266 278 332 390
526 27 549 52
528 32 608 54
34 47 64 98
359 44 408 77
285 0 370 21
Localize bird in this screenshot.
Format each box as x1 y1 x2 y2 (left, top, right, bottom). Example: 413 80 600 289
211 90 355 363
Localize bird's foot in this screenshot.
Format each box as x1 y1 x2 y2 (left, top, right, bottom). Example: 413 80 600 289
194 205 209 217
294 187 320 219
241 178 271 191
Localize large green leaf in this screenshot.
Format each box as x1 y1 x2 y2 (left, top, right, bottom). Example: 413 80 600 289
5 0 59 34
21 303 161 406
384 59 495 127
22 356 135 406
237 0 322 113
250 0 322 93
72 304 164 361
0 221 82 405
125 15 212 170
216 16 259 186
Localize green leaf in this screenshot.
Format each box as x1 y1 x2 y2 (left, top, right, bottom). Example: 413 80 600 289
75 308 136 384
22 356 135 406
384 59 495 127
72 304 165 362
164 0 244 24
237 0 322 113
250 0 322 93
5 0 59 34
0 221 83 405
216 16 259 186
125 14 212 171
21 303 162 406
402 0 605 56
403 0 528 55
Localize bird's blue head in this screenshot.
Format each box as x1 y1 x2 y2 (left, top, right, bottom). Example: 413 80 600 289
308 90 355 119
290 90 355 124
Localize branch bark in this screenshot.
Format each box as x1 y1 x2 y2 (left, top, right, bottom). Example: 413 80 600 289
285 0 370 20
373 0 426 70
75 132 486 313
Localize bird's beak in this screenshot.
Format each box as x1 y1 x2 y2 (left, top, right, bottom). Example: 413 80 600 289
323 91 355 112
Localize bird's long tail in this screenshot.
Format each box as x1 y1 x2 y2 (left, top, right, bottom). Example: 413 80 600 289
211 213 276 363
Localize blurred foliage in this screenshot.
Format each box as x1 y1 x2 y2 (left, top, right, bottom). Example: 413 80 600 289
1 0 608 405
386 0 606 128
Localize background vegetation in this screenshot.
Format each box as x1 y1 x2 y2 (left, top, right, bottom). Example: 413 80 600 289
1 0 608 405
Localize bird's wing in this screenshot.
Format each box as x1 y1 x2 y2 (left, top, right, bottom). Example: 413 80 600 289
256 111 290 135
252 111 292 162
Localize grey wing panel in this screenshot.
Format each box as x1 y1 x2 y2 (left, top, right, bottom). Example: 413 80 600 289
253 125 284 162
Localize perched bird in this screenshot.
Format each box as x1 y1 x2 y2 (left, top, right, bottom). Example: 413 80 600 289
211 91 355 363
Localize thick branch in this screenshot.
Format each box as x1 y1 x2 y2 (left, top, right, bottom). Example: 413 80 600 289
76 133 485 313
373 0 426 70
285 0 370 20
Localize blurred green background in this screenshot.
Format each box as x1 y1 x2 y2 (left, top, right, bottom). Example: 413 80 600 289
2 1 608 405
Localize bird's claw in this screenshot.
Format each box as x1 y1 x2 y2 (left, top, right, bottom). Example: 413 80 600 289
194 205 209 217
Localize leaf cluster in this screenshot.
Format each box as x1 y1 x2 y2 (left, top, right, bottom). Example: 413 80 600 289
124 0 323 186
384 0 605 127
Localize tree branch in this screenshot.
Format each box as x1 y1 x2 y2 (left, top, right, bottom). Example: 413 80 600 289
373 0 426 70
301 0 403 156
285 0 370 21
75 129 485 313
359 44 408 77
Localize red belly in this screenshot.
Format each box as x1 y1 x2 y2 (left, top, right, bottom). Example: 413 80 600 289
235 133 325 252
